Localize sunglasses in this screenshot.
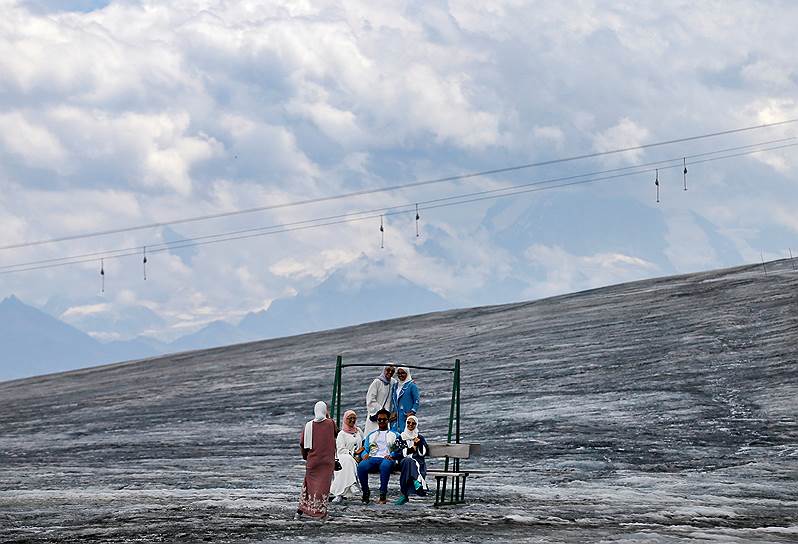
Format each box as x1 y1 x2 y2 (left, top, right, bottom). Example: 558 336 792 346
377 418 388 422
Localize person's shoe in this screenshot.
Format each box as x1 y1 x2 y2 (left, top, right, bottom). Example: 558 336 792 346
377 493 387 504
393 495 408 505
361 491 370 503
413 480 423 490
331 495 343 504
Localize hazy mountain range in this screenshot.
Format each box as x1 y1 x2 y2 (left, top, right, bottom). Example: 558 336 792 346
0 196 758 382
0 263 448 381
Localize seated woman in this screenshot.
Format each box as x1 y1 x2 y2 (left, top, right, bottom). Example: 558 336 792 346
330 410 364 503
392 415 429 505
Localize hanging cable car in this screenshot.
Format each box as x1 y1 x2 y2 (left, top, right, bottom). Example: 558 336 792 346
654 169 660 203
683 158 688 191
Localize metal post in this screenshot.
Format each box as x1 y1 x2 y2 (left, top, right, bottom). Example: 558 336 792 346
790 248 796 271
446 360 458 474
336 360 343 429
331 355 343 427
761 251 768 276
447 363 457 444
455 359 461 444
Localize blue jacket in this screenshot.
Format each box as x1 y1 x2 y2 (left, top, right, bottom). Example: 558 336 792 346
362 429 399 459
392 381 419 432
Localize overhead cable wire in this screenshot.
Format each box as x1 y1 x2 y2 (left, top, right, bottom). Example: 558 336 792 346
1 137 791 271
2 118 797 252
1 140 794 276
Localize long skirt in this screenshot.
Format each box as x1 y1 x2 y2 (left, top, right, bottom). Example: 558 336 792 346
330 453 360 497
298 459 334 518
399 456 428 497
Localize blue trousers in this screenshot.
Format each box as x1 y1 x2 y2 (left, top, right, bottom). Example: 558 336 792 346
357 457 394 495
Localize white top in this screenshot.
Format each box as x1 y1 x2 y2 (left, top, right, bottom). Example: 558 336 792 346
336 429 363 457
374 430 390 457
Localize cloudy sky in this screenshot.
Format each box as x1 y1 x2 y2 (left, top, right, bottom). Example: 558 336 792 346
0 0 796 342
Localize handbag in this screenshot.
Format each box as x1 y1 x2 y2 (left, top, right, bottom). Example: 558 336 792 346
334 459 342 471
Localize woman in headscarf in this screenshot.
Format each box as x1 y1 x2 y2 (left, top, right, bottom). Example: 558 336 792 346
296 401 336 520
364 364 396 435
393 415 429 505
330 409 364 503
391 366 419 433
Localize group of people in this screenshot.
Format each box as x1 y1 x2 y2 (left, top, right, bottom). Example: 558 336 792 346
296 364 428 520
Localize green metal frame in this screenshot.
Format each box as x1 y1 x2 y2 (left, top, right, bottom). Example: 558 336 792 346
329 356 463 506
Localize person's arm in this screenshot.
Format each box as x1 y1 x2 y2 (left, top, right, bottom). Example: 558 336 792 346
366 379 380 416
335 431 347 454
299 429 309 460
361 432 371 460
385 432 400 459
409 383 420 414
354 431 365 456
416 435 428 457
389 383 398 421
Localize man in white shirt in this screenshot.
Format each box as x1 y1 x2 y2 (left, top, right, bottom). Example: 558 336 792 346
356 409 398 504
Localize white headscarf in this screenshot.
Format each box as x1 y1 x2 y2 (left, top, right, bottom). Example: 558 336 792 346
396 366 413 396
377 364 395 385
401 414 419 442
303 401 327 450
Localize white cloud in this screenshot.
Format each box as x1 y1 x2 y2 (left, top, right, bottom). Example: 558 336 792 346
1 0 797 344
592 118 650 165
0 112 68 169
60 302 110 319
523 244 657 299
270 248 360 280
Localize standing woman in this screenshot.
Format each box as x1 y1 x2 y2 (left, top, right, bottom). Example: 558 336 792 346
365 364 396 435
392 366 419 433
296 401 336 520
330 410 364 503
394 415 429 505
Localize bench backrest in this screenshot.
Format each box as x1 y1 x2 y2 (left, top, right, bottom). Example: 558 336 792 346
427 442 481 459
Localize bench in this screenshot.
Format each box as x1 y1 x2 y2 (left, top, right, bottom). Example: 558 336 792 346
425 442 483 506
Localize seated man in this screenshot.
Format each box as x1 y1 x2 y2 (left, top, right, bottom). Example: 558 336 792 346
356 409 398 504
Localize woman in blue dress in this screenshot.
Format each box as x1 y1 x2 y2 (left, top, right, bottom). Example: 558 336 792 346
393 415 428 505
392 366 419 433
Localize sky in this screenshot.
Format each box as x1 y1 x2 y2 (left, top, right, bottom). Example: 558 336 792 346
0 0 796 342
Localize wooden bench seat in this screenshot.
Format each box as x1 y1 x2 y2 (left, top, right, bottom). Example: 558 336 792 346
425 442 483 506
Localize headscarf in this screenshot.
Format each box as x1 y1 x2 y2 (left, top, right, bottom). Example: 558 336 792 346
303 401 327 450
342 409 359 435
401 414 419 442
377 364 395 385
396 366 413 396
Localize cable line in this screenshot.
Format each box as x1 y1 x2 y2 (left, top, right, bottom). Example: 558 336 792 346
1 140 793 276
2 118 796 252
1 137 790 271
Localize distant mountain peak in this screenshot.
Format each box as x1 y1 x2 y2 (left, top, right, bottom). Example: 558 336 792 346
1 294 22 306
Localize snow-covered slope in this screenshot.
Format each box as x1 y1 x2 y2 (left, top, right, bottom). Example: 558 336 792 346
0 261 796 542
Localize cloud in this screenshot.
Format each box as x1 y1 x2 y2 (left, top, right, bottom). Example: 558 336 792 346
592 118 650 164
523 244 658 299
1 0 797 345
60 302 110 318
0 111 68 169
